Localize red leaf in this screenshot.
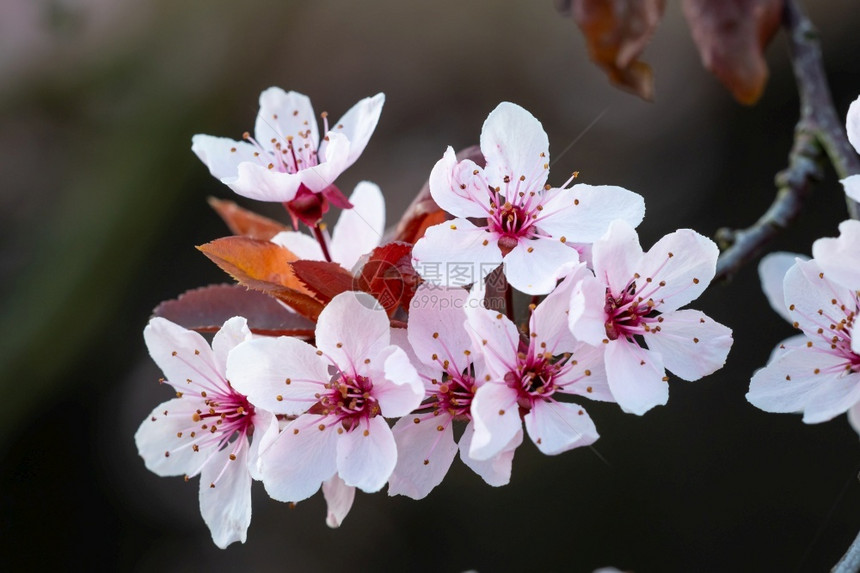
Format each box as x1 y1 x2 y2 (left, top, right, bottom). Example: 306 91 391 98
354 242 420 315
289 260 355 303
393 146 485 244
208 197 287 239
153 284 315 336
682 0 783 105
561 0 666 101
197 236 325 320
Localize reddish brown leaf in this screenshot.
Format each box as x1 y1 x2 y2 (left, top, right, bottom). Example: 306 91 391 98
153 284 315 336
208 197 287 239
682 0 783 105
393 146 485 244
562 0 666 101
354 242 421 316
289 260 355 303
197 236 325 320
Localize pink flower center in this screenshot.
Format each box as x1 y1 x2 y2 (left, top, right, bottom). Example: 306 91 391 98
604 283 659 341
315 375 381 431
243 130 322 174
431 370 476 420
506 351 562 408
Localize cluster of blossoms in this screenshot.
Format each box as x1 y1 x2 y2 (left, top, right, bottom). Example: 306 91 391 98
136 87 733 547
747 95 860 432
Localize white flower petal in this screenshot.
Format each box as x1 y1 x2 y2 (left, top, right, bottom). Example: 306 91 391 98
232 161 304 202
568 272 609 347
747 348 860 423
479 102 549 192
227 336 328 416
464 287 520 379
387 415 458 499
842 175 860 204
412 219 502 288
592 220 643 296
468 383 522 460
325 92 384 165
321 475 356 528
260 415 338 502
144 317 223 394
299 131 351 193
811 219 860 291
211 316 251 375
848 402 860 438
643 309 733 381
247 410 279 481
537 184 645 242
604 340 668 415
782 258 856 341
372 346 424 417
758 252 807 323
254 88 318 151
428 148 492 219
503 237 580 295
635 228 719 313
556 343 614 402
524 400 599 455
847 95 860 154
337 417 397 493
767 334 809 364
330 181 385 270
135 398 208 477
198 444 252 549
530 263 589 352
191 135 258 181
315 292 391 375
407 284 474 372
458 421 521 487
270 231 325 261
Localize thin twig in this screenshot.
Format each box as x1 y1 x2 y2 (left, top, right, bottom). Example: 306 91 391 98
714 0 860 280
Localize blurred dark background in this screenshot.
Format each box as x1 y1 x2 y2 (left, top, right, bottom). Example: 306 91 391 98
2 0 860 571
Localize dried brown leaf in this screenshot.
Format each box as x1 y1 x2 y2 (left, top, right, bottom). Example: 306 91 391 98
565 0 666 101
682 0 783 105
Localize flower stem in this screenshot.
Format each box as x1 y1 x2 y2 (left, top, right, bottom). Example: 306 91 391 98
312 224 333 262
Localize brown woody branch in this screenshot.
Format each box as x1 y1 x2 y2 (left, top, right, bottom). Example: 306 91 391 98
714 0 860 281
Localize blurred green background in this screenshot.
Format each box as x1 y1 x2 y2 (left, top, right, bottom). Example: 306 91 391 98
2 0 860 570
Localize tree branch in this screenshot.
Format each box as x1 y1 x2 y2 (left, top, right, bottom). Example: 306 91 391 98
714 0 860 281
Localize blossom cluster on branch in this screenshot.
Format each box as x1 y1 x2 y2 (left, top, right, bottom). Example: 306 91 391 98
135 87 735 548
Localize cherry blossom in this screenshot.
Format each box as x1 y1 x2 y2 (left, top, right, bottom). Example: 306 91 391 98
387 284 522 500
747 258 860 431
567 220 732 415
134 316 278 549
192 87 384 204
463 264 611 461
411 101 645 295
270 180 385 271
226 291 424 510
844 95 860 202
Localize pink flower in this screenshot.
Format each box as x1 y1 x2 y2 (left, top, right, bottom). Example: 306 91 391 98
758 252 810 360
464 265 610 461
226 292 424 508
270 181 385 271
387 284 522 500
134 316 278 549
844 95 860 202
567 220 732 415
412 101 645 295
747 258 860 430
192 88 384 204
